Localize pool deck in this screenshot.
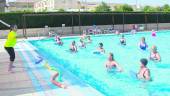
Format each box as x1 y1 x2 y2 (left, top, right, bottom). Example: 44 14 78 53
0 38 104 96
0 39 36 96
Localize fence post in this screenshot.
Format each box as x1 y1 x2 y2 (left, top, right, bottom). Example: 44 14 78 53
112 14 114 30
71 13 74 34
157 13 159 31
22 14 25 38
23 14 27 39
145 13 147 31
123 13 125 32
78 12 81 35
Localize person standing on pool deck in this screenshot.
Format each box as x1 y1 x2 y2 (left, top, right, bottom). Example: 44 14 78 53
4 25 17 73
106 53 123 72
137 58 151 81
149 45 161 62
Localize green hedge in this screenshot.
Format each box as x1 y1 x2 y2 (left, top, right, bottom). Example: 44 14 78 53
1 12 170 30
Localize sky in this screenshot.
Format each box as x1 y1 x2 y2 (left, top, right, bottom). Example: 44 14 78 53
8 0 170 6
87 0 170 6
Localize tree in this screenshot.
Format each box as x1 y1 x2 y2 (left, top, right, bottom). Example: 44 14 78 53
114 4 133 12
95 2 111 12
162 4 170 12
58 8 65 12
142 6 157 12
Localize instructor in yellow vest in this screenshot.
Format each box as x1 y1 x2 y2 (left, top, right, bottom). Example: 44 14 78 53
4 25 17 73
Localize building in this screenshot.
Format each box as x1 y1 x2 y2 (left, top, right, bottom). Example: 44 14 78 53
34 0 55 12
0 0 7 12
6 0 136 12
8 0 37 12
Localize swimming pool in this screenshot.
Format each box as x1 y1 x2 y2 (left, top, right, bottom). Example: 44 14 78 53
30 31 170 96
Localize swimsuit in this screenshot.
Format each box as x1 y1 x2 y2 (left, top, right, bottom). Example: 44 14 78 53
140 43 147 50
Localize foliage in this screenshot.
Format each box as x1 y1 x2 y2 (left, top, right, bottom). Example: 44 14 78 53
114 4 133 12
58 8 65 12
142 6 157 12
162 4 170 12
95 2 111 12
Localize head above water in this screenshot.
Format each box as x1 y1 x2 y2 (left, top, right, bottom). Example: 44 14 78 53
140 58 148 66
72 41 76 45
141 37 145 42
151 45 157 53
10 24 17 32
99 42 103 47
87 36 91 39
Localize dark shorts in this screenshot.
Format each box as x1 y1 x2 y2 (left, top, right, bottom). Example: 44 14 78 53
4 47 15 61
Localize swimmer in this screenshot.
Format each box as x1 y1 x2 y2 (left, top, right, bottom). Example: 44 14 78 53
139 37 148 50
106 53 123 72
81 33 87 40
115 30 120 35
151 30 156 37
79 39 86 48
69 41 77 52
149 45 161 62
137 58 151 81
55 36 63 46
87 36 92 43
97 42 105 53
120 34 126 45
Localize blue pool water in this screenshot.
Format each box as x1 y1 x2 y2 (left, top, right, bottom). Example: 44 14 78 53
30 31 170 96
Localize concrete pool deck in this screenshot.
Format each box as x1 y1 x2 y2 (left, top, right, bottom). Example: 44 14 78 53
0 38 104 96
0 39 36 96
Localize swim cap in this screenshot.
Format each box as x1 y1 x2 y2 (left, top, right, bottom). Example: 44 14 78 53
140 58 148 66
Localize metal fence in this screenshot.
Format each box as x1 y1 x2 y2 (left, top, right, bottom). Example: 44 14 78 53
1 12 170 37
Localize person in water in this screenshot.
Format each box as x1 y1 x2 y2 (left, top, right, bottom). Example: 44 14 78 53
149 45 161 62
81 33 87 40
97 43 105 53
87 36 92 43
120 34 126 45
4 25 17 73
137 58 151 81
79 39 86 48
115 30 120 35
70 41 77 52
55 36 63 46
151 30 156 37
139 37 148 50
106 53 123 72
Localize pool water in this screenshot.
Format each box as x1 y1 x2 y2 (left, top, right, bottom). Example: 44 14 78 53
30 31 170 96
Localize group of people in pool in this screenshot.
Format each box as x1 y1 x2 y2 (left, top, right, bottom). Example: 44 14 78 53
69 34 92 52
54 31 161 81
